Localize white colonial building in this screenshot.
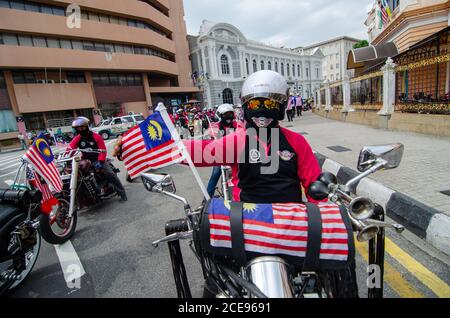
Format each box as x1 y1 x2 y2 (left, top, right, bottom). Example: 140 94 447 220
296 36 361 83
188 20 324 107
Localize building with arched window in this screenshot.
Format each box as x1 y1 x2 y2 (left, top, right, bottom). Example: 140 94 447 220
188 20 324 107
222 88 233 104
221 55 230 75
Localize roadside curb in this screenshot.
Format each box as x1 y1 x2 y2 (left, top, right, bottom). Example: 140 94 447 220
314 152 450 256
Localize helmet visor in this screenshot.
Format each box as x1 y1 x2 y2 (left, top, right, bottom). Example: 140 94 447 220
247 98 281 111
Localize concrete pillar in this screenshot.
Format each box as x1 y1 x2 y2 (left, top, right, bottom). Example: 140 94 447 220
325 81 332 111
316 90 322 109
142 73 152 117
378 58 397 116
239 50 245 78
209 45 217 78
342 76 354 113
85 72 102 125
378 58 397 129
3 71 24 136
200 46 208 76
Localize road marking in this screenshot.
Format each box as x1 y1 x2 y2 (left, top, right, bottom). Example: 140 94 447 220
54 241 86 288
0 171 17 178
0 153 22 161
0 155 22 165
0 162 20 171
4 180 13 186
355 239 424 298
0 157 22 167
385 238 450 298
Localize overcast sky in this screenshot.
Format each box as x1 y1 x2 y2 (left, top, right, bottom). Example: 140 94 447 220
183 0 373 48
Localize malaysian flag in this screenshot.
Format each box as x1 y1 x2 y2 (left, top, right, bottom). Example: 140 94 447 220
121 111 185 179
208 199 350 261
26 165 53 203
23 133 63 193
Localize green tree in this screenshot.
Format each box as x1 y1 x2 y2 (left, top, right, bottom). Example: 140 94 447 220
353 40 369 49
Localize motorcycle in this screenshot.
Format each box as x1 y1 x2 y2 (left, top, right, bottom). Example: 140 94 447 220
10 159 76 246
0 188 43 296
34 149 121 244
141 143 405 298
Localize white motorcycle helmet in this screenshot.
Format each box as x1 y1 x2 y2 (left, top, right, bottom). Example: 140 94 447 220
216 104 234 116
241 70 289 127
241 70 288 105
216 103 235 125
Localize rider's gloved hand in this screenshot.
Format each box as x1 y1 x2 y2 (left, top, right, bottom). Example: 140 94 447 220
112 135 123 161
94 161 104 171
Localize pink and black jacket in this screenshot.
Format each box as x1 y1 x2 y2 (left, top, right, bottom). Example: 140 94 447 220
183 125 322 204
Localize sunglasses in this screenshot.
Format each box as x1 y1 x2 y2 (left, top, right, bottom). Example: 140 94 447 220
247 99 280 111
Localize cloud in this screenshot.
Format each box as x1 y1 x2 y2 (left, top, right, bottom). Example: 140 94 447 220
183 0 372 47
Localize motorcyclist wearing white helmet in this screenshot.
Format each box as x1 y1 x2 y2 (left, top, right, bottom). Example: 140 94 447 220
205 103 243 197
183 70 322 204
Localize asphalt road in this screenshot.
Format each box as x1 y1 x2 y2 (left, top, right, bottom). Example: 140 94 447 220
2 121 449 298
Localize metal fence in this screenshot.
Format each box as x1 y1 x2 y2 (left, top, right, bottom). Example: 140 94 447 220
395 57 449 114
350 75 383 111
393 27 449 115
330 85 343 106
320 89 325 106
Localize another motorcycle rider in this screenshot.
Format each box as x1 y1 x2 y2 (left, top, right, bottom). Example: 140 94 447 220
69 117 128 202
183 71 322 204
205 104 242 198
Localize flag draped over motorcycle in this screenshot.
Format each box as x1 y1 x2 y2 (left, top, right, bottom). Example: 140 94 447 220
121 111 186 179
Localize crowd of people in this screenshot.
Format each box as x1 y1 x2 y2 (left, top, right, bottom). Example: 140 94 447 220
166 94 313 135
17 127 70 150
286 94 313 122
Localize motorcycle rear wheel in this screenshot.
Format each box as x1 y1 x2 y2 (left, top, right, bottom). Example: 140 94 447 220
39 198 77 245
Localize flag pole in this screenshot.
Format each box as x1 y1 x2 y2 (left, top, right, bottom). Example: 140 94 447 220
157 103 211 201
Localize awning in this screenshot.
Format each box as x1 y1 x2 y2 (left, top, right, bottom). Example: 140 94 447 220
347 42 399 73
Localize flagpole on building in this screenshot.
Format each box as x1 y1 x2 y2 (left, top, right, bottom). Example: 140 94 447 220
157 103 211 201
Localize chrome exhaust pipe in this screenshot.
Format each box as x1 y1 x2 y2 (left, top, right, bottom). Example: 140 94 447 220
245 257 294 298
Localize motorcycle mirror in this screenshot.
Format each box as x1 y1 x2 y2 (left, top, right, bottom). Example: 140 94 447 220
318 172 337 186
141 173 176 194
357 143 404 172
308 181 330 201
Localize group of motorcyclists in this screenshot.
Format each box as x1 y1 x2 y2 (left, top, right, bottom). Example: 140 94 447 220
66 70 317 205
5 70 399 300
2 70 403 299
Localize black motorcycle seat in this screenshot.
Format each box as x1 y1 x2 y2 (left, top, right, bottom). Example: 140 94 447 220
0 204 27 230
